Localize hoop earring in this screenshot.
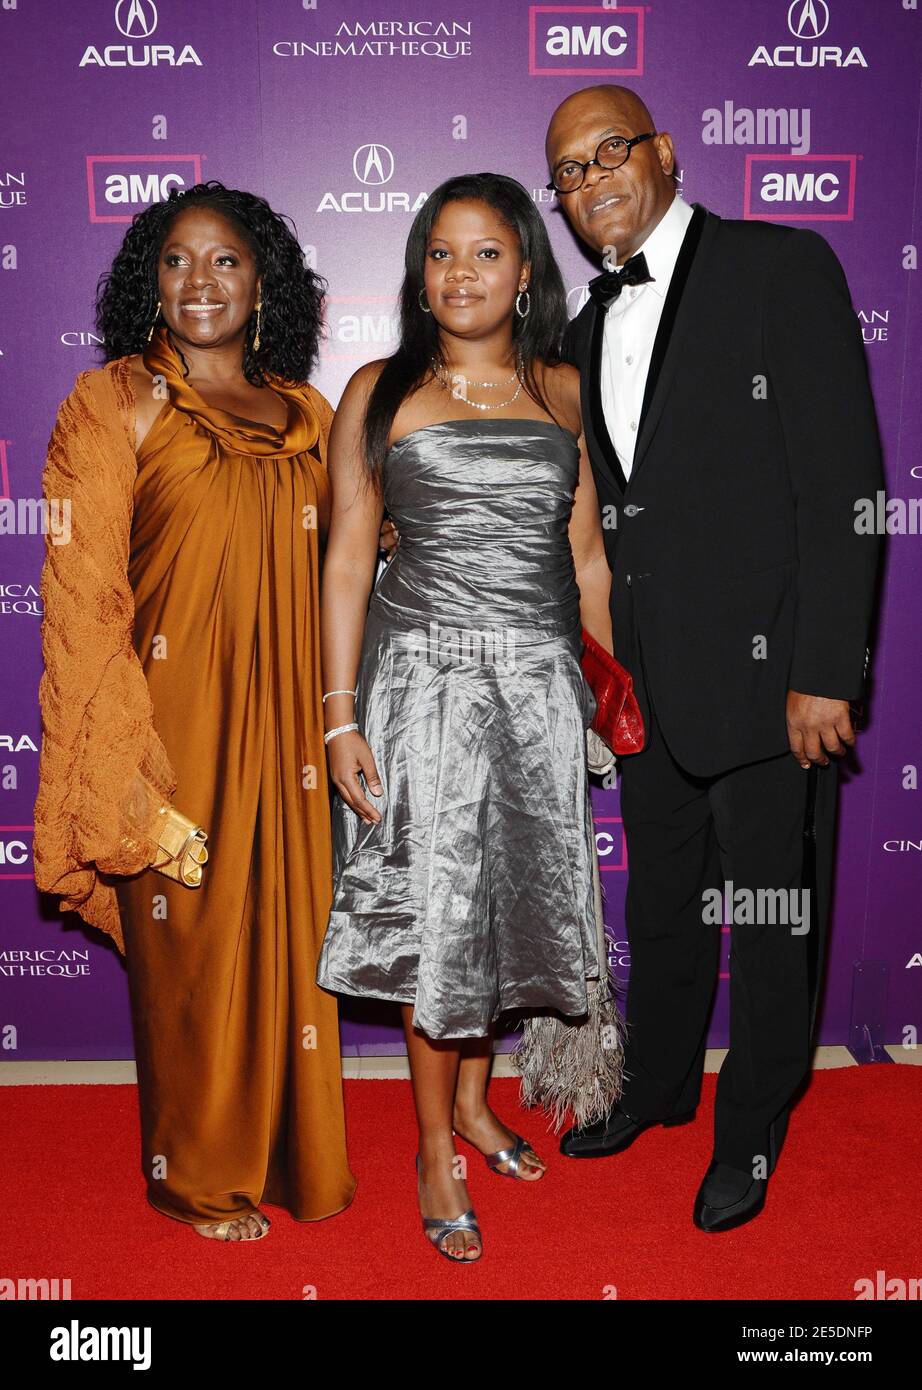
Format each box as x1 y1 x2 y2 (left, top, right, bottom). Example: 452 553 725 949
418 288 431 314
146 298 161 343
515 288 530 319
253 300 262 353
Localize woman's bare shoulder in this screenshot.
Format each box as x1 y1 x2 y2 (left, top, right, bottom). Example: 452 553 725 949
349 358 388 396
328 358 389 422
536 359 582 437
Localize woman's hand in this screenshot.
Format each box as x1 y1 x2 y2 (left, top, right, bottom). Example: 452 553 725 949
328 731 384 823
378 515 400 560
147 804 209 887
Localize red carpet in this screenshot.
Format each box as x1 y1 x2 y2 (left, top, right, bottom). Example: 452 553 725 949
3 1067 919 1300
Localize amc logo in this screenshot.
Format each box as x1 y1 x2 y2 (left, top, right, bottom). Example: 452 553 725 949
595 816 627 872
0 825 33 879
529 5 645 77
86 154 203 223
744 154 857 221
325 293 400 361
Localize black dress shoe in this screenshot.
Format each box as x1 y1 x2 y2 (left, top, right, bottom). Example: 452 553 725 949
693 1161 767 1232
559 1103 696 1158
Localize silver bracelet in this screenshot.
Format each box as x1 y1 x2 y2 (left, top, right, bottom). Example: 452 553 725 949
322 688 357 703
324 722 359 744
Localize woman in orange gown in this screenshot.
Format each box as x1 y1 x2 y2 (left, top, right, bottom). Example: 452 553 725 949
34 182 356 1240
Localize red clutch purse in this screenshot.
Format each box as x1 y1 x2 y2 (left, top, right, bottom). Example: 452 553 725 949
580 627 645 755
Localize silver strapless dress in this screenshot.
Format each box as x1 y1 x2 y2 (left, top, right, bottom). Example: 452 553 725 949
316 417 599 1039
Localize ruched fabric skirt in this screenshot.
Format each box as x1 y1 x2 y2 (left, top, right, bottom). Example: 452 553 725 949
317 603 599 1039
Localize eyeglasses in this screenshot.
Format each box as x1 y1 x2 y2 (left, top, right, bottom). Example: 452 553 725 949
547 132 657 194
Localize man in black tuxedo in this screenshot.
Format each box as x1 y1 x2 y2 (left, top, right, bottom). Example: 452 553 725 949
547 86 883 1230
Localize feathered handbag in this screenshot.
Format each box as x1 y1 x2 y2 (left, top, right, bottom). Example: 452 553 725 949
579 626 645 755
510 826 625 1132
508 630 642 1130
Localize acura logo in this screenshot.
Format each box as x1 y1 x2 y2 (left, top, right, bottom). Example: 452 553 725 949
787 0 829 39
115 0 158 39
353 144 394 186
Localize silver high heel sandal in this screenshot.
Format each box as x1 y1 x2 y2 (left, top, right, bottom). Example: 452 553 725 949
415 1154 482 1262
484 1132 544 1180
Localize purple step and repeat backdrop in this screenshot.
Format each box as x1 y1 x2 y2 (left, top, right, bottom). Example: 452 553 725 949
1 1 920 1060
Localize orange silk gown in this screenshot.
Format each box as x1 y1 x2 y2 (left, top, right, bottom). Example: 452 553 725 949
114 325 356 1226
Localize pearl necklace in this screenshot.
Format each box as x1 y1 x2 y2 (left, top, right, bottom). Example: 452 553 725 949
430 355 525 411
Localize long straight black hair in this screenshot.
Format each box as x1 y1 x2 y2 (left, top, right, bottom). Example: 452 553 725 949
362 172 570 486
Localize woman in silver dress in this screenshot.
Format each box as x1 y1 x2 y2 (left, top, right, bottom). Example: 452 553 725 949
316 174 615 1263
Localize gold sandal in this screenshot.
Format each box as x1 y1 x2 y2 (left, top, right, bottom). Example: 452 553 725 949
193 1212 270 1241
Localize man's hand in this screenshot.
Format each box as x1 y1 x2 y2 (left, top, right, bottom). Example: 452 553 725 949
378 516 400 560
786 690 856 769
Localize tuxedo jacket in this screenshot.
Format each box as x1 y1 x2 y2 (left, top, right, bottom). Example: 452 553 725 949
562 201 884 777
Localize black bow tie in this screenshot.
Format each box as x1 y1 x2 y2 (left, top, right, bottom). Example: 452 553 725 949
587 251 654 308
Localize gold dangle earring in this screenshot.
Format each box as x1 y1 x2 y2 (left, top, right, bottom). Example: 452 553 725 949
253 299 262 353
146 298 162 343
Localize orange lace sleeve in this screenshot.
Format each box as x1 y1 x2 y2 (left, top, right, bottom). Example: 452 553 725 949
32 359 178 954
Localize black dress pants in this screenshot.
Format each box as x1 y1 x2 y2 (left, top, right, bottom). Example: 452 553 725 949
617 689 838 1174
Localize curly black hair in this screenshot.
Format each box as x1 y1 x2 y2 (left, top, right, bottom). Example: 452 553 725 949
95 180 327 386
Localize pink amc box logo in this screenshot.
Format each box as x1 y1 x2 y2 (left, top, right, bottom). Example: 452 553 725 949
595 817 627 872
86 154 204 223
529 5 645 77
744 153 858 221
0 826 33 880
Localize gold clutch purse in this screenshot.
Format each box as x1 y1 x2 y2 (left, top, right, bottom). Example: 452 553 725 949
149 804 209 887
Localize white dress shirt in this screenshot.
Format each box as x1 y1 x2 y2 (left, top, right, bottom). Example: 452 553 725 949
599 194 693 482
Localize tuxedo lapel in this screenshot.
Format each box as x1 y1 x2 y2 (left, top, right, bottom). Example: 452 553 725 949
629 202 717 483
583 299 628 495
